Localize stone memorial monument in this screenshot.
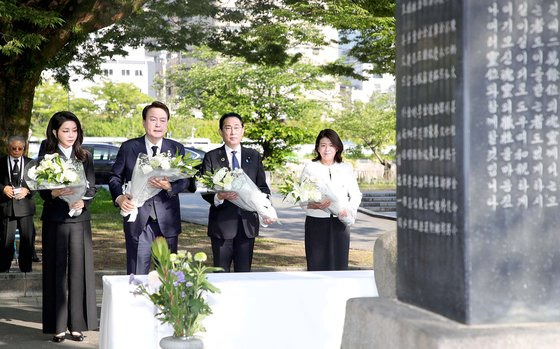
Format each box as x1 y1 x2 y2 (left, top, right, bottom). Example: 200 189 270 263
342 0 560 347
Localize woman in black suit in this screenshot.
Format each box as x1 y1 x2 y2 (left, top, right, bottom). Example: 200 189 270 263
39 111 97 343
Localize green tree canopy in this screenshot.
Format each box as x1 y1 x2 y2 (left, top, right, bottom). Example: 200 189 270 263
334 92 396 174
88 81 152 119
1 0 396 150
165 49 330 169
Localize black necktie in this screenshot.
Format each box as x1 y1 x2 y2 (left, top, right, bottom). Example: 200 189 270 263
231 151 240 169
12 159 20 187
149 146 158 220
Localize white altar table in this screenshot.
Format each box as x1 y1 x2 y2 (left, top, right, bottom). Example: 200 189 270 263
99 270 377 349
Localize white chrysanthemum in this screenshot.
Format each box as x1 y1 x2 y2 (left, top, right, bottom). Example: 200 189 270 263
222 173 234 190
147 270 161 294
44 153 56 161
160 158 171 170
27 166 37 180
64 170 78 183
212 167 228 185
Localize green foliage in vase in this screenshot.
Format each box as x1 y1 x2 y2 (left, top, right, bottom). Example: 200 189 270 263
131 237 222 337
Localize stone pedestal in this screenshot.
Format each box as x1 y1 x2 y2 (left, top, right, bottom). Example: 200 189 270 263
341 298 560 349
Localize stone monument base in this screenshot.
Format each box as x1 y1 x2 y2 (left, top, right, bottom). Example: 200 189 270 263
341 298 560 349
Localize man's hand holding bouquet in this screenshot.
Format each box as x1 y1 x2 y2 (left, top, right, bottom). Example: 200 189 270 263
120 151 201 222
199 167 278 226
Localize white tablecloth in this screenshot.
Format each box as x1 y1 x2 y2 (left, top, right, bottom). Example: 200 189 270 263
99 270 377 349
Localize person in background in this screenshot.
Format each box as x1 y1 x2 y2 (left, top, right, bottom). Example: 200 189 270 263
0 136 36 272
109 101 192 275
39 112 97 343
301 129 362 271
201 112 271 272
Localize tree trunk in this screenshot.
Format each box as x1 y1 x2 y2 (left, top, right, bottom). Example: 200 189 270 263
0 65 42 154
371 148 393 180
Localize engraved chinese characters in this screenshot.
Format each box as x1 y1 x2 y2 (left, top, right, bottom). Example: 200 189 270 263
396 0 560 325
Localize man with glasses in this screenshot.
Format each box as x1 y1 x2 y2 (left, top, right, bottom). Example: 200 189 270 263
201 112 271 272
0 136 36 272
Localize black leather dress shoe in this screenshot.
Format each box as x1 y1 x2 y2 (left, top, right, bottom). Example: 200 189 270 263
52 335 65 343
70 332 84 341
32 255 41 263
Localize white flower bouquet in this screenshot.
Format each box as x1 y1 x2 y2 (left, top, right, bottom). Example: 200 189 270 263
278 173 322 205
24 153 88 217
200 167 278 227
285 166 356 226
121 151 200 222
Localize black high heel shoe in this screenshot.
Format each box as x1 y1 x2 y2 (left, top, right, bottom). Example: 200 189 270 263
70 331 84 341
52 333 65 343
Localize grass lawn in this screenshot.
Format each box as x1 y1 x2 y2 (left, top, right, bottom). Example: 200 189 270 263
32 188 372 272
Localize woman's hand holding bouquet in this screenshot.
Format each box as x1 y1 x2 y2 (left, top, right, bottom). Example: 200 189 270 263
24 153 88 217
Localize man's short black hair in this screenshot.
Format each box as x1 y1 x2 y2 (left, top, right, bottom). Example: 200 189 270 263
219 112 244 130
142 101 170 120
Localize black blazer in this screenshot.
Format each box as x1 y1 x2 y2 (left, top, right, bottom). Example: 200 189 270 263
39 149 97 223
0 155 35 217
108 136 191 238
201 145 270 239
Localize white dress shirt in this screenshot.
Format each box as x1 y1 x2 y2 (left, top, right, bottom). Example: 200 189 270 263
58 144 73 159
214 145 242 206
301 160 362 218
8 156 23 187
144 136 163 158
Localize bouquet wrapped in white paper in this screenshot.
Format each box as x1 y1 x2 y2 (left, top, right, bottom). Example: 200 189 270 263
311 177 356 226
200 167 278 227
24 153 88 217
280 170 355 226
122 151 200 222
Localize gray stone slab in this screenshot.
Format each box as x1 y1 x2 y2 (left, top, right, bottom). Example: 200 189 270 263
395 0 560 324
341 298 560 349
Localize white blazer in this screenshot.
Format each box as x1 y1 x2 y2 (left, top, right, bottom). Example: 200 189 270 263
301 160 362 218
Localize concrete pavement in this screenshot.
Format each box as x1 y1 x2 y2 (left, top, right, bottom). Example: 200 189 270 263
179 191 396 251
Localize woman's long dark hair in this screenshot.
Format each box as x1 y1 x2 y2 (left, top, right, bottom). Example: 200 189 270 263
45 111 88 162
312 128 344 163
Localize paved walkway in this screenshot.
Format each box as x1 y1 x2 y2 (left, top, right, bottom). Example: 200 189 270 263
180 191 396 252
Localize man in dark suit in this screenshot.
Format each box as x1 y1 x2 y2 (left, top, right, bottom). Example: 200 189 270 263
201 112 271 272
109 101 192 275
0 136 36 272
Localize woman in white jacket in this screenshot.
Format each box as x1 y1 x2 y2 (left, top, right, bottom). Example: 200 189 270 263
301 129 362 270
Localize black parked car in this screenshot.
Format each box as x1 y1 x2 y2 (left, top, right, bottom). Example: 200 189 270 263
184 146 206 162
83 143 120 185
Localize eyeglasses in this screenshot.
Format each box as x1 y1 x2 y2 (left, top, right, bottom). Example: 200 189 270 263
10 146 24 151
223 126 242 132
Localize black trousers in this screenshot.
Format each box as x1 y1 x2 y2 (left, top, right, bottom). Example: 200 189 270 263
304 216 350 271
0 215 34 272
42 220 97 334
211 219 255 272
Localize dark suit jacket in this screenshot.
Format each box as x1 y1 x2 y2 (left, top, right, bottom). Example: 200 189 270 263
201 145 270 239
109 136 190 238
0 155 35 217
39 149 97 223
